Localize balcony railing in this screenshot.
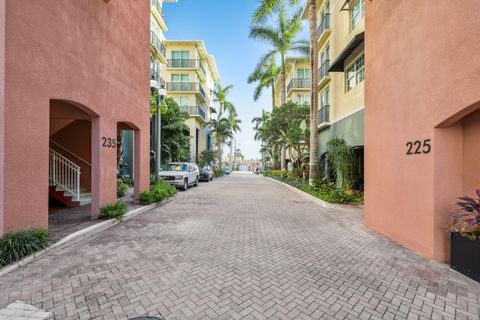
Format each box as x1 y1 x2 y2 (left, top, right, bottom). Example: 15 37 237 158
150 32 166 58
179 106 206 120
151 0 166 21
287 78 311 92
166 82 206 98
318 60 330 80
150 70 165 87
167 59 203 69
318 105 330 124
317 14 330 39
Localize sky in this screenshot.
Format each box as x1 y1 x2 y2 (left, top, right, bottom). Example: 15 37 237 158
163 0 308 160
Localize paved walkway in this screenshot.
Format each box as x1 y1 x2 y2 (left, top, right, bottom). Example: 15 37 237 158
1 173 479 320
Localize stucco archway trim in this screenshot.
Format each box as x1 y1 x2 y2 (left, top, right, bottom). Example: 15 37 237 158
435 100 480 128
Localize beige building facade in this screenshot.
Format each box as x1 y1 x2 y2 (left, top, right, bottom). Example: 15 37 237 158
161 40 220 163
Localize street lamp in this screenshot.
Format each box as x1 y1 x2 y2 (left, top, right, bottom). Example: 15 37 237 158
150 79 167 182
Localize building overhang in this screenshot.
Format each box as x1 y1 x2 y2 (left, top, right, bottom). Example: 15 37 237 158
328 32 364 72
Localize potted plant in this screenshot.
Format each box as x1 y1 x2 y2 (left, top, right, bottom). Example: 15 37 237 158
446 189 480 282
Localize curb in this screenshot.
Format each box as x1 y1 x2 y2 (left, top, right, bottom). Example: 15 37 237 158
0 196 176 278
264 176 363 211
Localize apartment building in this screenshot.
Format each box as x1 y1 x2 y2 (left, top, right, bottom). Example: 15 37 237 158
0 1 151 235
303 0 365 188
365 1 480 261
274 58 312 107
161 40 220 163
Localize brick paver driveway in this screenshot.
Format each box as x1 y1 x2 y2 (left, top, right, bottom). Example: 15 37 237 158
1 173 479 320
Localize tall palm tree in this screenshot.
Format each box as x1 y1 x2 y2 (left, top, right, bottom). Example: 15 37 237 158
250 6 308 171
250 7 308 106
252 0 319 183
248 56 280 109
213 84 236 168
227 111 242 169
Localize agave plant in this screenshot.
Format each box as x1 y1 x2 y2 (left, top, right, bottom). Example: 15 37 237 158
447 189 480 240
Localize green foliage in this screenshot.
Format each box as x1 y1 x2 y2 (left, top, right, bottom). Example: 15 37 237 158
263 170 363 204
326 138 358 190
0 228 52 268
117 179 129 198
155 96 190 163
198 150 216 168
99 202 128 220
252 102 310 169
213 169 225 178
140 180 177 205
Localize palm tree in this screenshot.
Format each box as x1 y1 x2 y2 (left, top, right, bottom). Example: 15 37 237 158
250 7 308 106
213 84 236 168
252 0 319 183
250 6 308 171
248 56 280 108
227 111 242 168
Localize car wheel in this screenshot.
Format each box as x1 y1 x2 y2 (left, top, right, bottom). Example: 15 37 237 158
194 176 199 187
182 179 188 191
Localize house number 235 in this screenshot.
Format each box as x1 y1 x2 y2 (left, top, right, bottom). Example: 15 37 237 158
406 139 431 155
101 137 117 149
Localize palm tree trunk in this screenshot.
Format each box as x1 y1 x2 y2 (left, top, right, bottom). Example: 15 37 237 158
271 83 275 109
280 53 287 171
229 137 234 168
308 0 319 184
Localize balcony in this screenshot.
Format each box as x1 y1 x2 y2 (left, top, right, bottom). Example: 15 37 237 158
287 78 311 95
167 59 206 80
166 82 206 102
317 14 331 44
150 32 167 63
150 69 165 90
151 0 167 31
318 60 330 87
318 105 330 129
179 106 207 122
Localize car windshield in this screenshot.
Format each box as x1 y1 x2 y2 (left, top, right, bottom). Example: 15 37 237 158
202 166 210 171
163 163 187 172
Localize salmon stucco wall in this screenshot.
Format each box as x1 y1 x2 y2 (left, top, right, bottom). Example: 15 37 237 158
1 0 151 233
0 0 5 235
365 0 480 261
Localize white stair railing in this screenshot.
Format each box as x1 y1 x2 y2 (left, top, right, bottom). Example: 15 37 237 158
49 149 81 201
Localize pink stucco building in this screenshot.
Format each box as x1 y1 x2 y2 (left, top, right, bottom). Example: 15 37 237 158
0 0 151 235
365 0 480 261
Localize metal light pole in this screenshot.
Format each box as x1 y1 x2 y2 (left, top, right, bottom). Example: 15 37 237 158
155 85 167 182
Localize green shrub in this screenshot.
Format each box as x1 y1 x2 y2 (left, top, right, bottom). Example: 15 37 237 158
0 228 52 268
140 180 177 205
99 202 127 220
213 169 225 178
263 170 363 204
117 179 129 198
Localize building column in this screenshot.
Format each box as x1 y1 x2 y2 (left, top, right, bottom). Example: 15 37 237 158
133 129 149 202
91 117 117 218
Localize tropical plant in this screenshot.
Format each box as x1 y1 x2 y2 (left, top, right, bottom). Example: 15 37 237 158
213 84 236 169
99 202 128 220
160 97 190 163
117 179 129 198
140 180 177 205
446 189 480 240
0 228 52 268
248 56 280 108
326 138 358 190
227 111 242 168
252 0 319 183
198 150 216 168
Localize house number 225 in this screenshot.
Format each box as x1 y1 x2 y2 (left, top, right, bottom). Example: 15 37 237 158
406 139 431 155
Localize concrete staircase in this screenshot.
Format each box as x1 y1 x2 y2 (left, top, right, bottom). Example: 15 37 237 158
49 183 91 207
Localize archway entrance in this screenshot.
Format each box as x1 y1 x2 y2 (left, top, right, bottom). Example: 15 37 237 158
48 100 97 234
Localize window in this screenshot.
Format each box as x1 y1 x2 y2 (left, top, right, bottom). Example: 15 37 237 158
174 96 189 107
296 94 310 105
296 69 311 79
345 54 364 91
171 74 189 82
320 88 329 107
172 51 189 60
351 0 365 30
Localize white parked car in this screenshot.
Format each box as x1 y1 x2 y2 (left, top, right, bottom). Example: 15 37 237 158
159 162 200 191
